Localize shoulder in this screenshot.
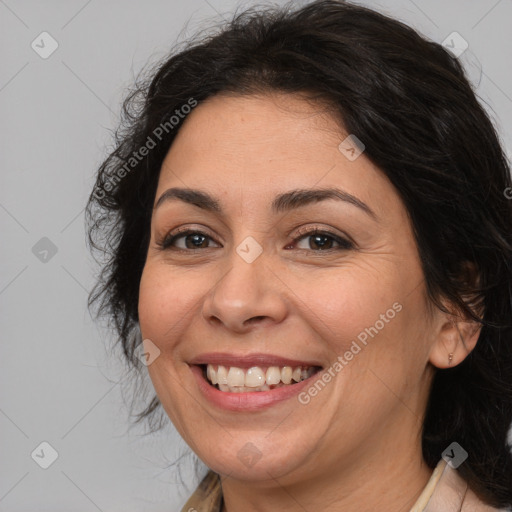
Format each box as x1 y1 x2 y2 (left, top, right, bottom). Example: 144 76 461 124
424 459 509 512
463 486 509 512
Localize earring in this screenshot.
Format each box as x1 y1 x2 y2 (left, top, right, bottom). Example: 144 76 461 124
448 352 454 365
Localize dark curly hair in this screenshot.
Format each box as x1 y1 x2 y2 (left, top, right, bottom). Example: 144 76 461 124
85 0 512 507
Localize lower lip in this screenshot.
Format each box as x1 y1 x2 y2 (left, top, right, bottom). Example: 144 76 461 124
190 365 320 411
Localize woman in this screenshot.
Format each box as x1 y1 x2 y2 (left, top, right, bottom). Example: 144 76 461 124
86 1 512 510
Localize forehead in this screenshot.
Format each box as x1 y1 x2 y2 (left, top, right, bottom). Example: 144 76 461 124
156 93 399 221
164 92 343 170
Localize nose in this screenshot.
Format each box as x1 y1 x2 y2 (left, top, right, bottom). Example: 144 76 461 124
201 248 288 334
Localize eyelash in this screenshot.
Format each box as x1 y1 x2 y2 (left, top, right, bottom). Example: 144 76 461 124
158 226 354 252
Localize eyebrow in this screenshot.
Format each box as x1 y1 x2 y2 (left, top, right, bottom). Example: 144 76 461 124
154 187 377 219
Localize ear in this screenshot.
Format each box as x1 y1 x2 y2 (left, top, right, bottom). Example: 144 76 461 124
429 313 482 369
429 261 484 369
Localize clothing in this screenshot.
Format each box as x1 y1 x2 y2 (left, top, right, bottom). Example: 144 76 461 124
180 458 509 511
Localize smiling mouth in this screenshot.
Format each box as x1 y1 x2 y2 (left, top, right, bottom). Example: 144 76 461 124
200 364 322 392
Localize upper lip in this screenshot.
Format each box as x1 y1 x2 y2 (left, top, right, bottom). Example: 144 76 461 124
188 352 324 368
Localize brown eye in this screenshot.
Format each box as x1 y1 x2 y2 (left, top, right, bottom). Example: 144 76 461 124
161 230 220 250
292 228 354 251
306 233 335 250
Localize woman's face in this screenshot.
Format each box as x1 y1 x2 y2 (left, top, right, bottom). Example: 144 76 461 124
138 92 441 484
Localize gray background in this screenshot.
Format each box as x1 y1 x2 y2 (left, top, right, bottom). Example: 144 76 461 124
1 0 511 510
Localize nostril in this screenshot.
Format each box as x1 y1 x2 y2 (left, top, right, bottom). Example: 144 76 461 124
245 316 266 325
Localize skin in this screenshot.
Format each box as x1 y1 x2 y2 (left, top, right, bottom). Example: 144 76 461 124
138 92 481 511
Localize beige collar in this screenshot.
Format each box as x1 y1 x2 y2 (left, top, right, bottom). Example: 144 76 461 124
181 458 505 512
410 459 448 511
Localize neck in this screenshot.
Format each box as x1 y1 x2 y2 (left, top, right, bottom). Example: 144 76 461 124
220 441 432 512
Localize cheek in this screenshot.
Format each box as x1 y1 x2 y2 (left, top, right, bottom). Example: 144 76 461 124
138 264 202 341
294 266 400 345
138 269 166 340
297 265 430 387
137 265 198 423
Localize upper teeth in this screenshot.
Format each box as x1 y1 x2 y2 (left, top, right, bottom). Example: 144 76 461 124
206 364 316 391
